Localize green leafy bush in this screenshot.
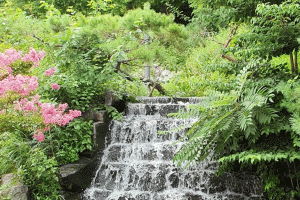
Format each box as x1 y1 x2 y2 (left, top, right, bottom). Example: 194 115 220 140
45 118 93 165
19 149 62 200
122 6 174 31
0 131 62 200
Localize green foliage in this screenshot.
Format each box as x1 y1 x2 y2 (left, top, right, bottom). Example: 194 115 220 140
0 131 62 200
122 7 174 31
164 73 277 167
45 118 93 165
0 131 31 175
9 60 34 76
163 71 236 97
3 0 300 199
188 0 286 32
19 149 62 200
106 106 124 121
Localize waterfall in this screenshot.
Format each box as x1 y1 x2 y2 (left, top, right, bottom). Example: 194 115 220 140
83 97 264 200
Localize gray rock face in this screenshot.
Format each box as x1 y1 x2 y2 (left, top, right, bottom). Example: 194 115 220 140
83 97 266 200
0 173 28 200
59 157 98 192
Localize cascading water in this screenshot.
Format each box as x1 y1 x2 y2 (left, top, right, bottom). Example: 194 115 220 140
83 97 264 200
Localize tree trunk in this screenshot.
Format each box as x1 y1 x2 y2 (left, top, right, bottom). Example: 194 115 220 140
290 52 295 73
294 48 298 73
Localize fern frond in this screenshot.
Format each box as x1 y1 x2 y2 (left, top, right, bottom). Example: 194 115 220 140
253 106 278 124
290 112 300 148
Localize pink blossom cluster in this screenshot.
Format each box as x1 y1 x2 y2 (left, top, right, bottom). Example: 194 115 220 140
51 83 60 90
0 49 22 79
13 95 82 142
44 67 56 76
22 48 45 67
0 75 38 98
0 49 22 67
0 48 81 142
33 129 45 142
0 48 45 78
41 102 81 126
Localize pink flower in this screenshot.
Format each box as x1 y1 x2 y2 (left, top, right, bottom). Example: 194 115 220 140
22 48 45 67
37 50 46 60
33 94 40 103
0 110 4 114
58 103 68 111
51 83 60 90
23 101 34 111
33 130 45 142
20 98 28 106
43 126 50 132
0 75 38 98
14 102 22 111
0 49 22 67
44 68 56 76
69 109 82 117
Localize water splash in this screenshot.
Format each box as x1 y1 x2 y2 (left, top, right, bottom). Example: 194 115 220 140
83 97 264 200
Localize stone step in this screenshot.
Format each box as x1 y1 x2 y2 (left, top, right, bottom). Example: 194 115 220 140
136 97 203 104
85 188 265 200
85 189 210 200
92 162 218 193
125 103 188 117
87 162 263 199
107 117 196 144
104 142 181 162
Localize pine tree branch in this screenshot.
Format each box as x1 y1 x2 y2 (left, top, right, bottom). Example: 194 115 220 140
209 37 225 46
209 25 239 62
29 33 49 46
221 54 237 62
113 61 166 95
224 25 239 49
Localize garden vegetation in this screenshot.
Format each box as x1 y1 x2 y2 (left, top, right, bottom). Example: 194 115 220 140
0 0 300 199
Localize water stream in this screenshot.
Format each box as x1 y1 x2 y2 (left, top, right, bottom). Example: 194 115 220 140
83 97 264 200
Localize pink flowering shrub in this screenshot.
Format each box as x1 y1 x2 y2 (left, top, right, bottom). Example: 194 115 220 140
0 48 81 142
44 67 56 76
0 75 39 98
51 83 60 90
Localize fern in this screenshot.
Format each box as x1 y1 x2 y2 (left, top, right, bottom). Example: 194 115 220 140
170 73 278 169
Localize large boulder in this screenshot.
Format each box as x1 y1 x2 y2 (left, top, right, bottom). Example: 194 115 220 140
59 157 98 192
0 173 28 200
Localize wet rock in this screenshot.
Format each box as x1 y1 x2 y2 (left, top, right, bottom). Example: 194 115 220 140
204 162 219 170
138 172 152 191
83 97 266 200
59 157 97 192
0 173 28 200
248 196 267 200
152 171 166 192
207 173 227 194
135 193 151 200
185 193 204 200
107 145 122 162
93 190 111 199
169 173 179 188
143 148 158 160
223 194 245 200
227 172 264 196
184 172 202 190
161 144 175 160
